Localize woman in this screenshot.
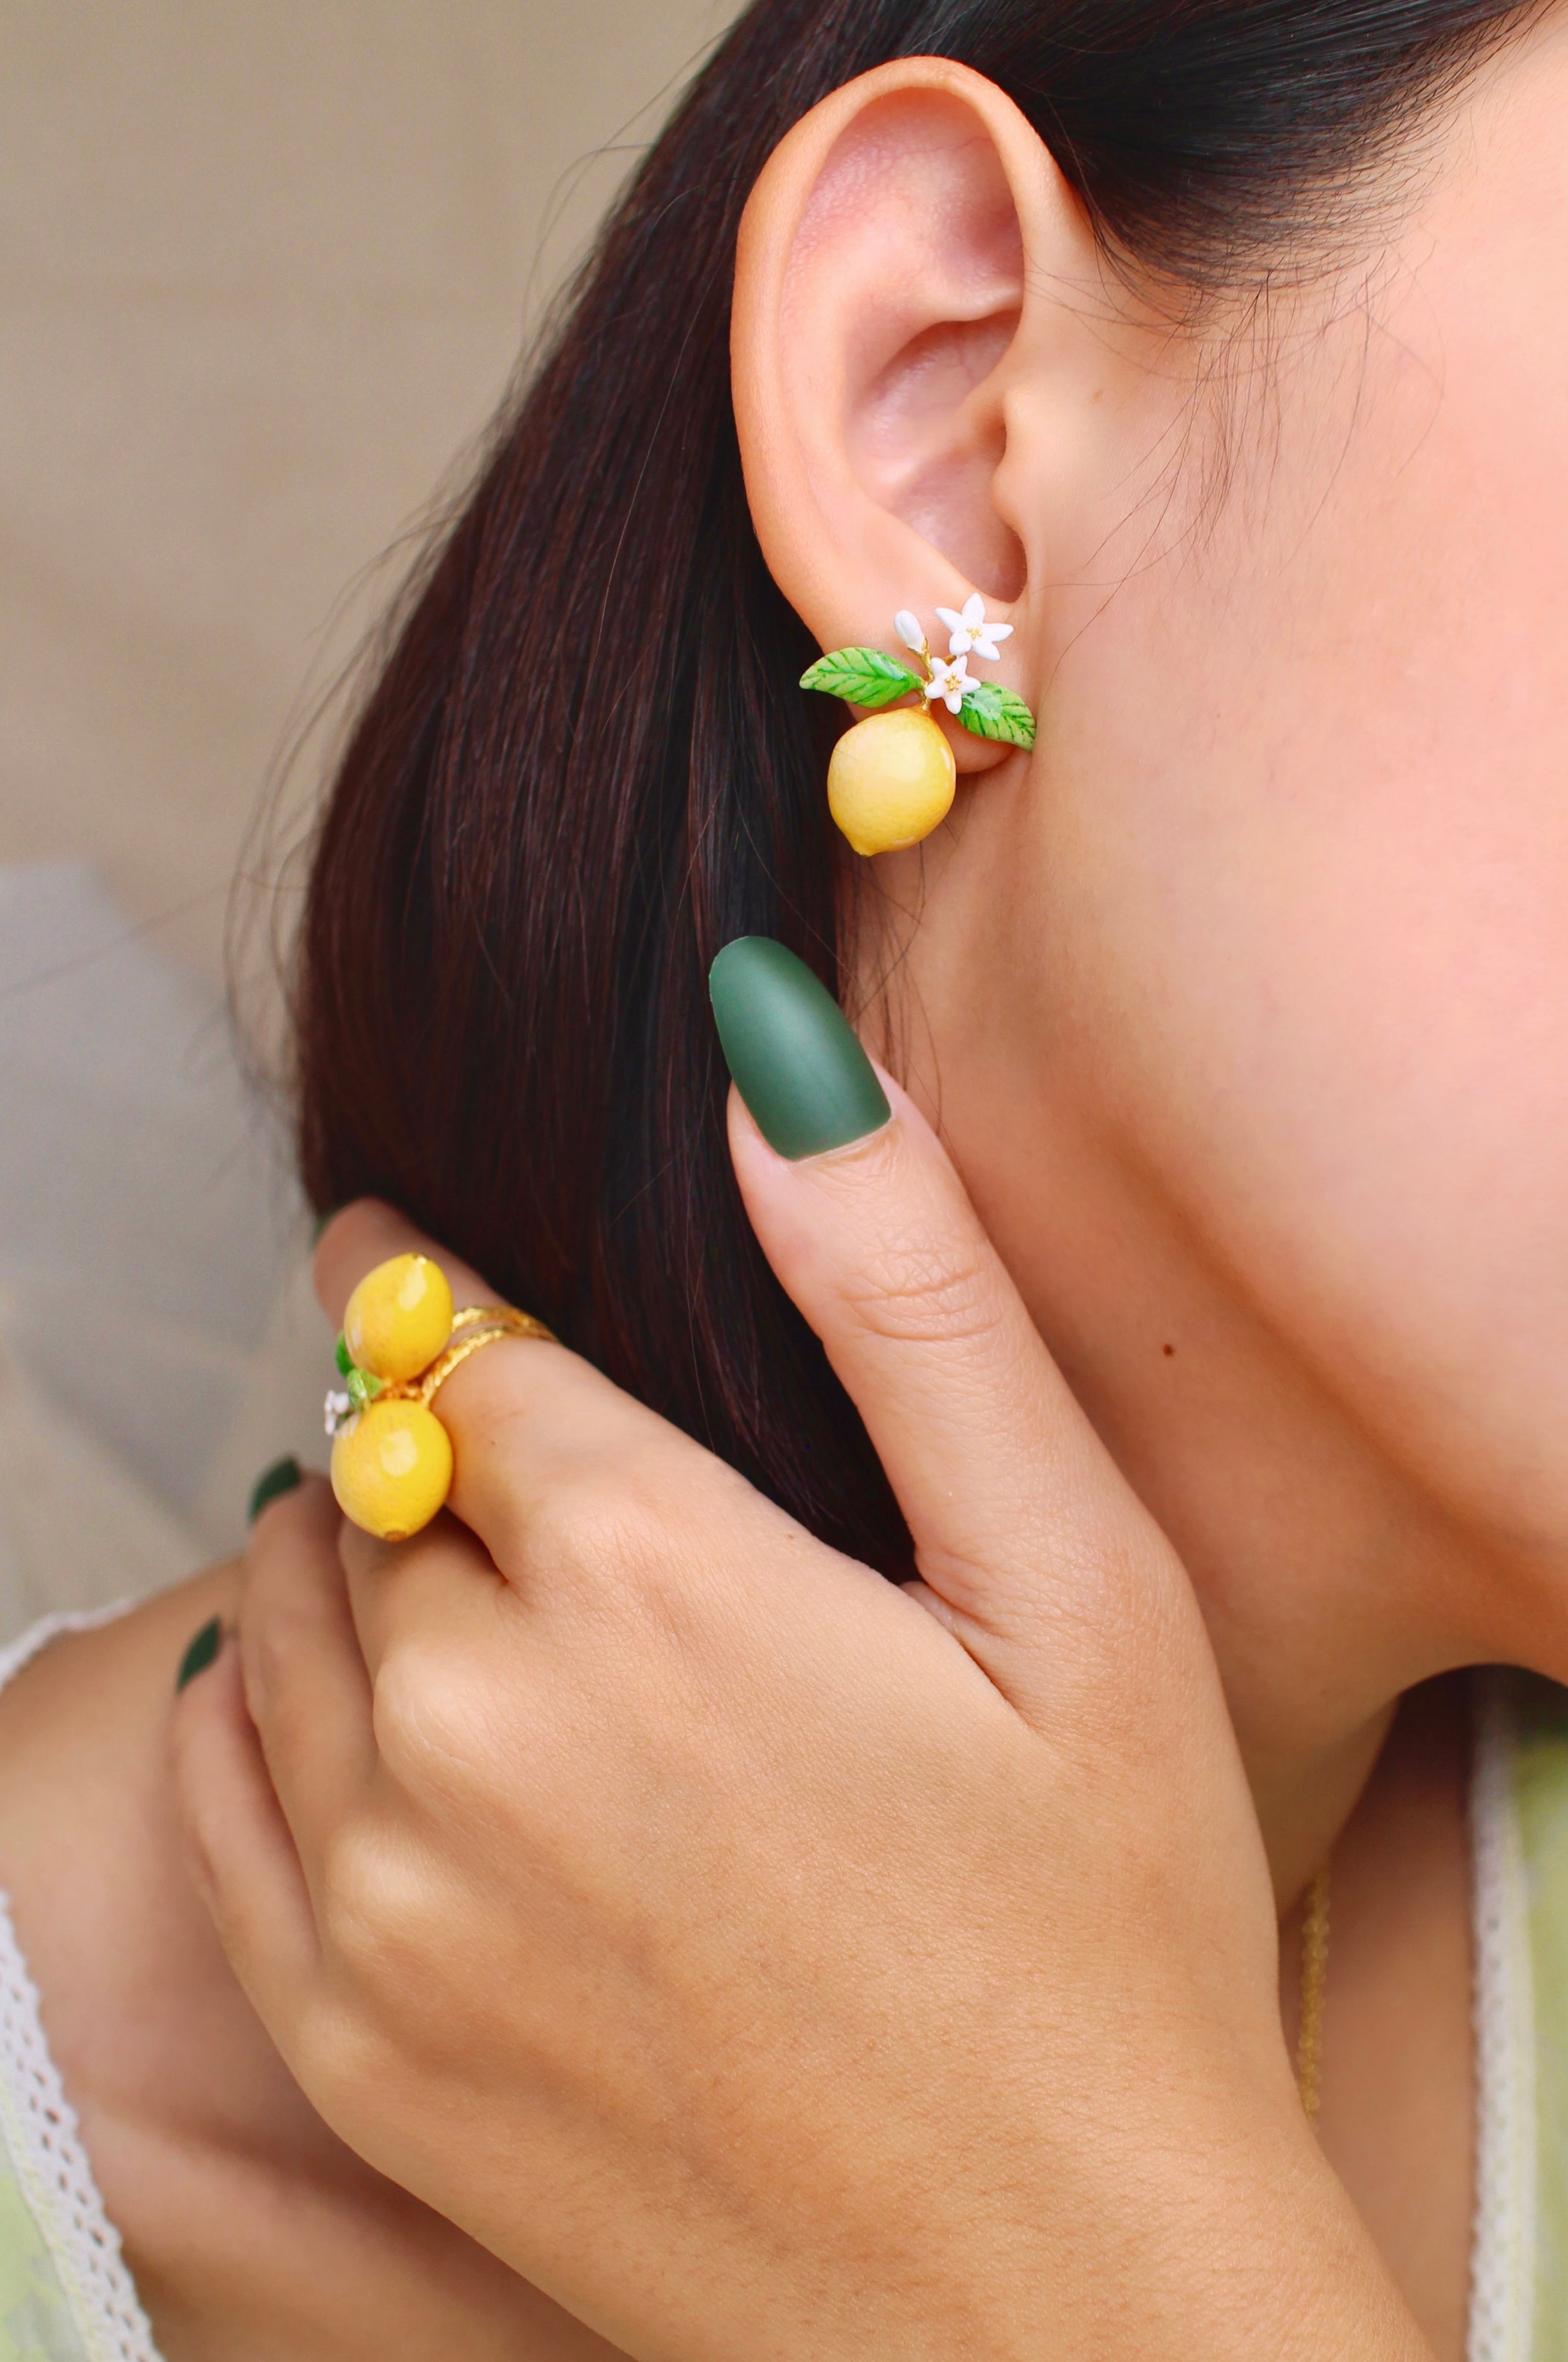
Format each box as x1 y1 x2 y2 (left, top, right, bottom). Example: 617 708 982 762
0 0 1562 2353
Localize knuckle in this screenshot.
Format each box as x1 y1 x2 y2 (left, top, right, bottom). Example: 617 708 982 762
317 1820 444 1989
316 1824 392 1969
290 1991 404 2142
523 1469 666 1590
238 1599 315 1737
841 1230 1008 1353
370 1638 493 1795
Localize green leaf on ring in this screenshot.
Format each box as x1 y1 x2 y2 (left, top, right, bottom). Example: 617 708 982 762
345 1366 384 1412
957 680 1036 749
799 647 922 707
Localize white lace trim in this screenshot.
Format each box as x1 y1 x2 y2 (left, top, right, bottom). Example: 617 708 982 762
0 1607 163 2361
1467 1670 1536 2362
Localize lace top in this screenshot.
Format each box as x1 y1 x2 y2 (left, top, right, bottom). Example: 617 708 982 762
0 1612 161 2361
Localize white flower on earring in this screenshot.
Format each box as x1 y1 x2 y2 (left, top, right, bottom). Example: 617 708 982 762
801 606 1036 755
922 654 971 714
935 591 1014 663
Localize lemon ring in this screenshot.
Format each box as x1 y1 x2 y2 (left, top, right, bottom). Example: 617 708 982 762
327 1264 556 1542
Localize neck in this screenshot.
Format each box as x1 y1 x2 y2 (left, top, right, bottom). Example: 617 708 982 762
932 1092 1534 1910
1238 1697 1397 1911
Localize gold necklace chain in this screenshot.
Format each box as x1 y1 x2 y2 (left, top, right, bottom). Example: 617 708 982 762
1295 1862 1332 2125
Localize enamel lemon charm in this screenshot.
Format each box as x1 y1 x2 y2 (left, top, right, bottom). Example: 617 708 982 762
324 1253 555 1543
801 600 1034 856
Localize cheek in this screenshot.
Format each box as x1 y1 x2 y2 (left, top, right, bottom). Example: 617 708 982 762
1052 414 1568 1541
1122 752 1568 1404
924 78 1568 1548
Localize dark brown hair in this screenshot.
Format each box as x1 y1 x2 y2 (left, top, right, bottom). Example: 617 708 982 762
297 0 1533 1578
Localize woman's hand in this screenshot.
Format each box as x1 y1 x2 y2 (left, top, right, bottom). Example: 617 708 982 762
170 1079 1426 2362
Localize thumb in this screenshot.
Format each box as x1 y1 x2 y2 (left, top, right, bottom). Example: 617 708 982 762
712 937 1196 1725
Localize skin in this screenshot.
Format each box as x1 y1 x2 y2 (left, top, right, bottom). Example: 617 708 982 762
165 1171 1425 2362
0 1570 622 2361
0 16 1562 2357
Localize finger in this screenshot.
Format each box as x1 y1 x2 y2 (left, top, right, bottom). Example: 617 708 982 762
335 1507 514 1703
313 1198 497 1333
170 1623 319 2026
315 1198 709 1603
727 1071 1197 1720
238 1475 378 1875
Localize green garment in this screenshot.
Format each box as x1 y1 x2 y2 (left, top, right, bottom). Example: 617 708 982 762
1526 1687 1568 2359
1479 1670 1568 2362
0 2166 95 2362
0 1884 161 2362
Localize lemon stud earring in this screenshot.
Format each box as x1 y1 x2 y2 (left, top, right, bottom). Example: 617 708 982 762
324 1252 555 1542
800 597 1035 856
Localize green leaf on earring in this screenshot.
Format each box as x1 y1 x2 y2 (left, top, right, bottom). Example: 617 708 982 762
799 647 922 707
958 680 1036 749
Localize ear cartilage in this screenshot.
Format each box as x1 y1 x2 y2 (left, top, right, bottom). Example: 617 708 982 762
799 601 1034 855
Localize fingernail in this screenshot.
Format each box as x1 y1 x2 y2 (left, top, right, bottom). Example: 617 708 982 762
176 1616 223 1693
709 937 891 1160
247 1455 302 1525
311 1207 341 1245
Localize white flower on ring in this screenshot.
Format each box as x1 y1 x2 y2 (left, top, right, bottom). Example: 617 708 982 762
893 608 927 656
922 654 971 715
935 591 1014 663
324 1387 353 1438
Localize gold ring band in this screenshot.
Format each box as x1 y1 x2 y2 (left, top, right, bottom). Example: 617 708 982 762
405 1306 558 1405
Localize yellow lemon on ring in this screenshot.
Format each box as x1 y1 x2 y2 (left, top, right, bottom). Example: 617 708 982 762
343 1253 454 1384
331 1398 453 1542
827 708 956 856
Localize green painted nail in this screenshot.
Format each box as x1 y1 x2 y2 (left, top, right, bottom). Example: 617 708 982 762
709 937 891 1160
176 1616 223 1693
247 1455 302 1525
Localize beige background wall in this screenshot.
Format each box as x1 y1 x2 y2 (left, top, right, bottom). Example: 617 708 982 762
1 0 738 981
0 1 744 1628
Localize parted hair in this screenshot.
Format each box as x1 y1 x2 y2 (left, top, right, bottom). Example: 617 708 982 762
295 0 1535 1579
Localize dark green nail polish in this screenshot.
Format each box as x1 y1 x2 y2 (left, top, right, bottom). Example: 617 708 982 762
247 1455 302 1525
709 937 891 1160
176 1616 223 1693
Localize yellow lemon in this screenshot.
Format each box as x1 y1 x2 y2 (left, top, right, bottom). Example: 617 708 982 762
343 1252 454 1383
826 708 956 856
330 1398 453 1542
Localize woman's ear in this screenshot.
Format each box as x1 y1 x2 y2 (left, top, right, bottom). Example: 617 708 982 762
733 59 1118 774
